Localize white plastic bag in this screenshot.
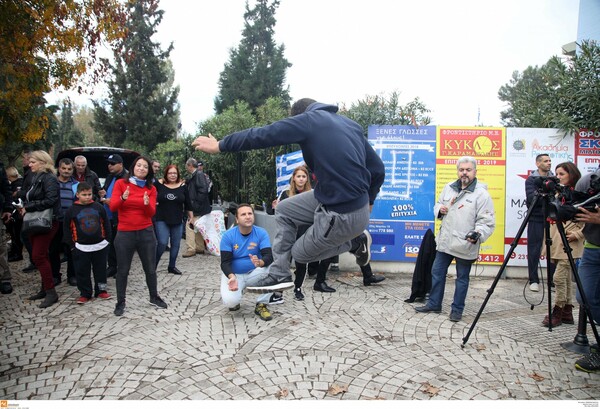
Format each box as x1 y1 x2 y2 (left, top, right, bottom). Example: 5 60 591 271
194 210 226 256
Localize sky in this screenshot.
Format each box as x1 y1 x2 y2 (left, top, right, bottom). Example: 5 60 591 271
49 0 581 135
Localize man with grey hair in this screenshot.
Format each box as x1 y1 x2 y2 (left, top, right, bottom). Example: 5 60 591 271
183 157 211 257
73 155 101 201
415 156 495 322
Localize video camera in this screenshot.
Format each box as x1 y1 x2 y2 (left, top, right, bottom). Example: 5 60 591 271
543 174 600 222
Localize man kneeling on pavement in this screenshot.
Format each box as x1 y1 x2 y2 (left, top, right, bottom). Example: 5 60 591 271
220 203 276 321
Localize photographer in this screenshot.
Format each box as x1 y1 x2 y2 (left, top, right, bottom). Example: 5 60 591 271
572 167 600 373
415 156 495 322
541 162 583 328
525 153 554 292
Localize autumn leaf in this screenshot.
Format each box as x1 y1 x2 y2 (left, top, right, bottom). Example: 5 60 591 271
528 371 545 382
275 388 289 399
421 382 440 396
328 384 348 396
224 366 236 373
475 344 487 351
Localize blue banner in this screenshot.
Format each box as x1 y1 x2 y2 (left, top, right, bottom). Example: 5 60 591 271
368 125 437 261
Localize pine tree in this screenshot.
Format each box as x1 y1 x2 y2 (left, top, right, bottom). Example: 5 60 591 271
53 100 84 154
93 0 180 153
214 0 291 114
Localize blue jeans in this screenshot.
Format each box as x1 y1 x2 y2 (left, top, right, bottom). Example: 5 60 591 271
426 251 474 315
155 221 183 269
575 247 600 325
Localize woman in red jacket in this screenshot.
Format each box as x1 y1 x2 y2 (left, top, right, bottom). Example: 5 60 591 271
109 156 167 316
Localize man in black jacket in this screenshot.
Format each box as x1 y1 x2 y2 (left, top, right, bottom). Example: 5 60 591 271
74 155 102 201
0 161 14 294
99 154 129 277
182 158 211 258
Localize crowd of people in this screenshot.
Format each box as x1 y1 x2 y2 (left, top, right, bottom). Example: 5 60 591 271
1 100 599 373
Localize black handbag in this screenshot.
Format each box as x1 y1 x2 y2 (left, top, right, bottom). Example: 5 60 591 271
22 208 53 235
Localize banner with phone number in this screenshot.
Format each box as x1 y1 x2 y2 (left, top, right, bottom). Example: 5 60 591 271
435 126 506 264
367 125 436 261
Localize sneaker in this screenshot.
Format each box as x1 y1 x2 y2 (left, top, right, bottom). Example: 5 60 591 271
351 230 372 266
229 304 241 311
149 294 168 309
254 303 273 321
246 275 294 293
575 352 600 373
449 311 462 322
414 305 442 313
268 292 284 305
114 300 126 316
530 282 539 292
0 282 13 295
329 263 340 273
97 291 112 300
76 296 91 304
294 288 305 301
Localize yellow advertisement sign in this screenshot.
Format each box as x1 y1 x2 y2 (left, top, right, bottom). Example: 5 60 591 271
435 126 506 264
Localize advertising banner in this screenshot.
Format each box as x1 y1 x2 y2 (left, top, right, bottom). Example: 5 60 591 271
574 129 600 174
505 128 574 266
368 125 436 261
435 126 506 264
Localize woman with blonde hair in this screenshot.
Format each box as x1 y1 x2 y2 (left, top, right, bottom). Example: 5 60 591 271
16 150 61 308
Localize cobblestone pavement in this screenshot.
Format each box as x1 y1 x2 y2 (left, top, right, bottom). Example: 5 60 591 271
1 247 599 401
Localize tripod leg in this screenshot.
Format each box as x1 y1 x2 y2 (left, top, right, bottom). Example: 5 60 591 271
561 305 590 354
462 194 539 347
555 222 600 347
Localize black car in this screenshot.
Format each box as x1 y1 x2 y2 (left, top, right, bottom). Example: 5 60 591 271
55 147 141 183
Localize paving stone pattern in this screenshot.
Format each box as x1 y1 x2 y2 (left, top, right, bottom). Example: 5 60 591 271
1 247 599 400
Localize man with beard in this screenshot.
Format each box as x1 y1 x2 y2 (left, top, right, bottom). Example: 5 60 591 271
415 156 495 322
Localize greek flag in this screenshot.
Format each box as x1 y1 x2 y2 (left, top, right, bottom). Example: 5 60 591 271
275 150 305 197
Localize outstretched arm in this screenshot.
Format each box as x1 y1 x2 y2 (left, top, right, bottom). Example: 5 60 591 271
192 133 221 154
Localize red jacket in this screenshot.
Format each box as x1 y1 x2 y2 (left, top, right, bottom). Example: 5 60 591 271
109 178 156 231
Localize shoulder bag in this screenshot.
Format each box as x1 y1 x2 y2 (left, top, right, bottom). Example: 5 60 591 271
22 208 53 235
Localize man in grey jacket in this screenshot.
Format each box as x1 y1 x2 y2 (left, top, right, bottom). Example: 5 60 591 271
415 156 495 322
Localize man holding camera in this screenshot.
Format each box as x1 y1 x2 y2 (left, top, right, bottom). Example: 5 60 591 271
525 153 554 292
572 170 600 373
415 156 495 322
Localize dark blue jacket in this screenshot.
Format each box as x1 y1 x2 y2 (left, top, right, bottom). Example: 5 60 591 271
218 102 385 213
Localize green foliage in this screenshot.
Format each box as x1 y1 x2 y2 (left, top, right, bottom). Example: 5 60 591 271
339 91 432 136
499 40 600 133
93 0 180 153
197 98 291 204
214 0 291 114
50 100 84 156
150 136 195 178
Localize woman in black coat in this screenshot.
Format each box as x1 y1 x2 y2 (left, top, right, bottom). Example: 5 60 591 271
17 150 61 308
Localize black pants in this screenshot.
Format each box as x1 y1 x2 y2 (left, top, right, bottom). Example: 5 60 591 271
74 247 108 298
114 227 158 302
294 261 319 289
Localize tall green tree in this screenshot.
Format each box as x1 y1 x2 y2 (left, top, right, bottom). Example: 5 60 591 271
93 0 180 153
198 98 291 204
340 91 432 136
51 100 84 155
498 40 600 132
214 0 291 114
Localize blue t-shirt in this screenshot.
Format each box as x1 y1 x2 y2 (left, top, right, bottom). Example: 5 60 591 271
220 225 271 275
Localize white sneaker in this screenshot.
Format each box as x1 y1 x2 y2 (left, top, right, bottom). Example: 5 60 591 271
530 282 539 292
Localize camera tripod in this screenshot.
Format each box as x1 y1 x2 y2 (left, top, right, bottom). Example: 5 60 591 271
462 190 600 348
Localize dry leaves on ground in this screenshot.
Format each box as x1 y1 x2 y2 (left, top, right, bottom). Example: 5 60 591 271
528 371 545 382
421 382 440 396
328 384 348 396
275 388 289 399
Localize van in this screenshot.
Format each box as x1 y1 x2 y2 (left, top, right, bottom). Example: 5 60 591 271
55 147 141 184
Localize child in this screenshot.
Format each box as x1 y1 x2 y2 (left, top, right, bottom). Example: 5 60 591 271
63 182 113 303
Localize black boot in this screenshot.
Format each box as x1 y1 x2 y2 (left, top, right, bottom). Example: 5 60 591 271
363 274 386 286
28 288 46 301
39 288 58 308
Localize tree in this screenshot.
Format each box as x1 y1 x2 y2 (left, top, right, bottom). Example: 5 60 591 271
93 0 180 153
72 104 104 146
0 0 127 145
498 40 600 132
50 100 84 155
214 0 291 114
198 98 291 204
340 91 432 136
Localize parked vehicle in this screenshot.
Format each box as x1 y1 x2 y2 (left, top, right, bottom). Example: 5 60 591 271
55 147 141 183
